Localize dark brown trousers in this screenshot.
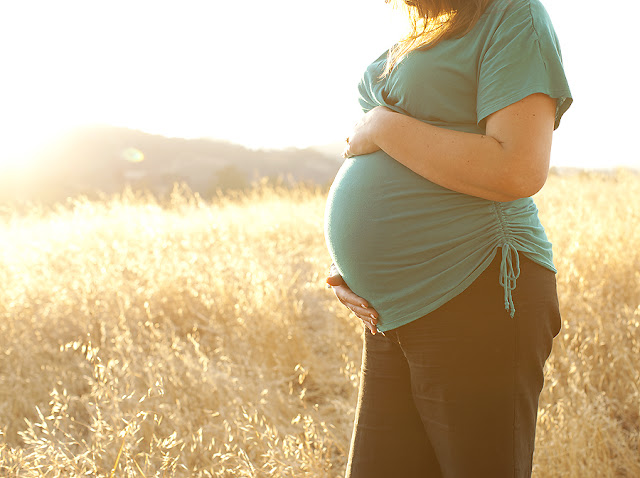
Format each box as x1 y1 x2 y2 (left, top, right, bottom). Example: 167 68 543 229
345 253 562 478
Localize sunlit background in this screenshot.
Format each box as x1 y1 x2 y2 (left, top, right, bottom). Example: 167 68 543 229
0 0 638 174
1 3 640 474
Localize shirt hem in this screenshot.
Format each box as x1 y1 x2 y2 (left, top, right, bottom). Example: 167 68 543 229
377 249 500 333
376 247 557 333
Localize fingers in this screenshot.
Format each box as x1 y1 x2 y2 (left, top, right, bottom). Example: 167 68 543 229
339 298 378 334
364 320 378 335
333 285 372 312
326 274 378 316
325 263 381 334
357 311 381 336
339 298 377 321
333 286 379 332
330 284 380 329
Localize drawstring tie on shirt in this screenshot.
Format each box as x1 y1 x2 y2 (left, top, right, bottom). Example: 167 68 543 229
499 242 520 318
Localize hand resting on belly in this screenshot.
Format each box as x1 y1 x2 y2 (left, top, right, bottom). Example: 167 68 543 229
326 263 382 335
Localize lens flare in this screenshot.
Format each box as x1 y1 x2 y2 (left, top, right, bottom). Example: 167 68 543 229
122 147 145 163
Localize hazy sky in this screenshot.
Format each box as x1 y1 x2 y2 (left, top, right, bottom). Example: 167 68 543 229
0 0 638 170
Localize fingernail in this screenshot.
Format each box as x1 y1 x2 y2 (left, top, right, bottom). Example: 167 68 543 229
361 303 367 308
370 314 377 322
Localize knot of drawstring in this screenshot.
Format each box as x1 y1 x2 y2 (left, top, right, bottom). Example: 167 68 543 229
499 243 521 318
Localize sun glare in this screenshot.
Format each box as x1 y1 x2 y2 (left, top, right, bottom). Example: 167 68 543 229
0 126 64 172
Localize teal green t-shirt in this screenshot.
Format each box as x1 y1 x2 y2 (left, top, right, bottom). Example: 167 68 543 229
324 0 573 332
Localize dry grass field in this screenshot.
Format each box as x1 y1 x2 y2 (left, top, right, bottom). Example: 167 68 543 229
0 171 639 477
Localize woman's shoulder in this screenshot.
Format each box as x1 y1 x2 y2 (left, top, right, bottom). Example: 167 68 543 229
486 0 553 23
483 0 557 37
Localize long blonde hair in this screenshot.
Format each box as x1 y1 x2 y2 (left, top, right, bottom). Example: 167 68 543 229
382 0 493 77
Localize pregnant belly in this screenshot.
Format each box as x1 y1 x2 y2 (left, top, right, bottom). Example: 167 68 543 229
324 150 493 300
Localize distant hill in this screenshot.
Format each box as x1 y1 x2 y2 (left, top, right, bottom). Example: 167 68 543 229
3 127 636 207
0 126 344 205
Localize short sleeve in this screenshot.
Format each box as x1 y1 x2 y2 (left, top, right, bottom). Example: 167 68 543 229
477 0 573 129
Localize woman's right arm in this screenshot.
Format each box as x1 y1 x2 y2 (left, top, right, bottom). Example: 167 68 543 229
326 263 381 335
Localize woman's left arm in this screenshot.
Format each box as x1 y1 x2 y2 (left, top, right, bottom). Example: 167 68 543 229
343 93 557 202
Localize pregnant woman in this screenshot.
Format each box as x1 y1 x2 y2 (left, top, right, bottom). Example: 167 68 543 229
324 0 572 476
